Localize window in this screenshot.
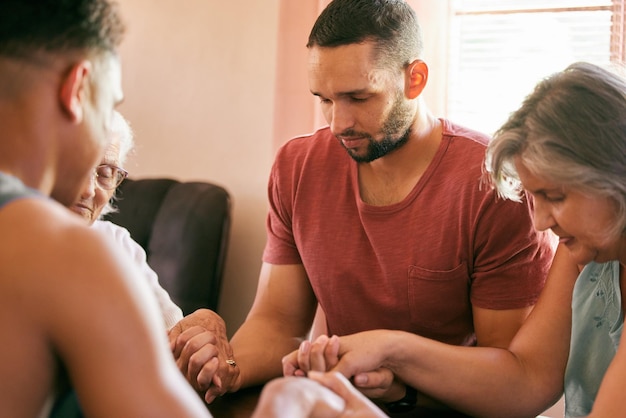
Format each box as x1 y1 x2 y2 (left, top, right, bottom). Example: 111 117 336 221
447 0 626 135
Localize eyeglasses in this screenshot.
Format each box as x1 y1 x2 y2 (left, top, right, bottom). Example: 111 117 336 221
94 163 128 190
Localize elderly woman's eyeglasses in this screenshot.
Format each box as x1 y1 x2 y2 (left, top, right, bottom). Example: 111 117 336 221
94 164 128 190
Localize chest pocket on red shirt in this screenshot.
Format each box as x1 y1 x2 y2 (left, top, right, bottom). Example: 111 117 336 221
408 262 473 345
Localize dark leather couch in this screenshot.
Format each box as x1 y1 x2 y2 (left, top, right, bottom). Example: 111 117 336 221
104 177 231 315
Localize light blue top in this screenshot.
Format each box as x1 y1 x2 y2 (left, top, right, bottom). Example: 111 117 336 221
564 260 623 417
0 171 40 205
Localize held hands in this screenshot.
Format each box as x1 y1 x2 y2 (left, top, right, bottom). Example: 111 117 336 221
168 309 240 403
282 334 341 377
252 371 387 418
282 333 405 403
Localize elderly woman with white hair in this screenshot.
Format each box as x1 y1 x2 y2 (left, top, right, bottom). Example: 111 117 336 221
70 110 183 330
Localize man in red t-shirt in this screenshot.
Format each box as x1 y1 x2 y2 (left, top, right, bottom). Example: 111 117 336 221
172 0 555 414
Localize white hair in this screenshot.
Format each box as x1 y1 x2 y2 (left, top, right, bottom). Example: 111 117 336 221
100 110 134 217
111 110 134 164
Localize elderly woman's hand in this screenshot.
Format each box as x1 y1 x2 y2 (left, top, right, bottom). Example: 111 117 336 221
168 308 239 403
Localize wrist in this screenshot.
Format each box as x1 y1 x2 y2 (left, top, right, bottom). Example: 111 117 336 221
381 330 410 371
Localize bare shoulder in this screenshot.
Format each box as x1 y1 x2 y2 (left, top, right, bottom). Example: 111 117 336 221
0 196 94 241
0 196 162 329
0 197 112 293
0 197 174 416
0 196 132 330
0 195 169 351
0 197 98 416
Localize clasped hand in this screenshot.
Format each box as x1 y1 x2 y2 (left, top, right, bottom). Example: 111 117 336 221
168 309 239 403
282 333 405 403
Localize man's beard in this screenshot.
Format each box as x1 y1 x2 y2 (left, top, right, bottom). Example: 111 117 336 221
342 94 414 163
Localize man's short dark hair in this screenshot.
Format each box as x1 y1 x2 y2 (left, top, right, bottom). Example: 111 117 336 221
307 0 423 69
0 0 125 58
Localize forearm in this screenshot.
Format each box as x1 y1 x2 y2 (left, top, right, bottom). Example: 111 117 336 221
383 331 560 418
230 317 306 389
230 263 318 390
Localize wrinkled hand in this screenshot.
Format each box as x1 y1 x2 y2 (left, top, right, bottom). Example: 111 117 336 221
168 309 239 403
283 334 340 377
252 372 386 418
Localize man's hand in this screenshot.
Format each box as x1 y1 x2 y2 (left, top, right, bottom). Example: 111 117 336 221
282 333 404 403
168 309 240 403
282 335 340 377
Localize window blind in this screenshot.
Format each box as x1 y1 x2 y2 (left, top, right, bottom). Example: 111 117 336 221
447 0 624 135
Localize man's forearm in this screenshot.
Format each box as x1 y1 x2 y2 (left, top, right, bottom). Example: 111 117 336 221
230 319 306 390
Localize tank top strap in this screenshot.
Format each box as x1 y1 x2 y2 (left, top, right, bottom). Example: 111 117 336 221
0 171 41 208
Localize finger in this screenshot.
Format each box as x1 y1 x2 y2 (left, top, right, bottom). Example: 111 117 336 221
323 335 340 370
353 369 405 401
170 326 190 358
172 326 213 360
329 357 355 379
174 332 199 374
204 376 224 403
212 372 222 391
296 340 312 372
191 350 220 391
309 334 330 371
177 332 218 388
204 385 219 404
192 356 225 395
168 324 182 351
352 369 392 390
282 350 300 376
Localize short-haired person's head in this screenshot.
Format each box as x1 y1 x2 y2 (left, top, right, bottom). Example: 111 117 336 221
307 0 423 70
486 62 626 235
0 0 126 207
71 110 133 224
306 0 428 164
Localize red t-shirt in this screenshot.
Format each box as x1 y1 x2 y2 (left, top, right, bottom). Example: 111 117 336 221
263 119 554 345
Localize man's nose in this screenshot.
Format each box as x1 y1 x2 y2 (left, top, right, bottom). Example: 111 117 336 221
329 103 355 134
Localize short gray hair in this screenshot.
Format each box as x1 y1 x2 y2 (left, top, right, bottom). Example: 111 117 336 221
112 110 134 165
486 61 626 236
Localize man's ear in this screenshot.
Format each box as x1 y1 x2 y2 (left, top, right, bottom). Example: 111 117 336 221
405 60 428 99
59 60 92 123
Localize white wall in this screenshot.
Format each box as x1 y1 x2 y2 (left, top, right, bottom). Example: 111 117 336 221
117 0 280 334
